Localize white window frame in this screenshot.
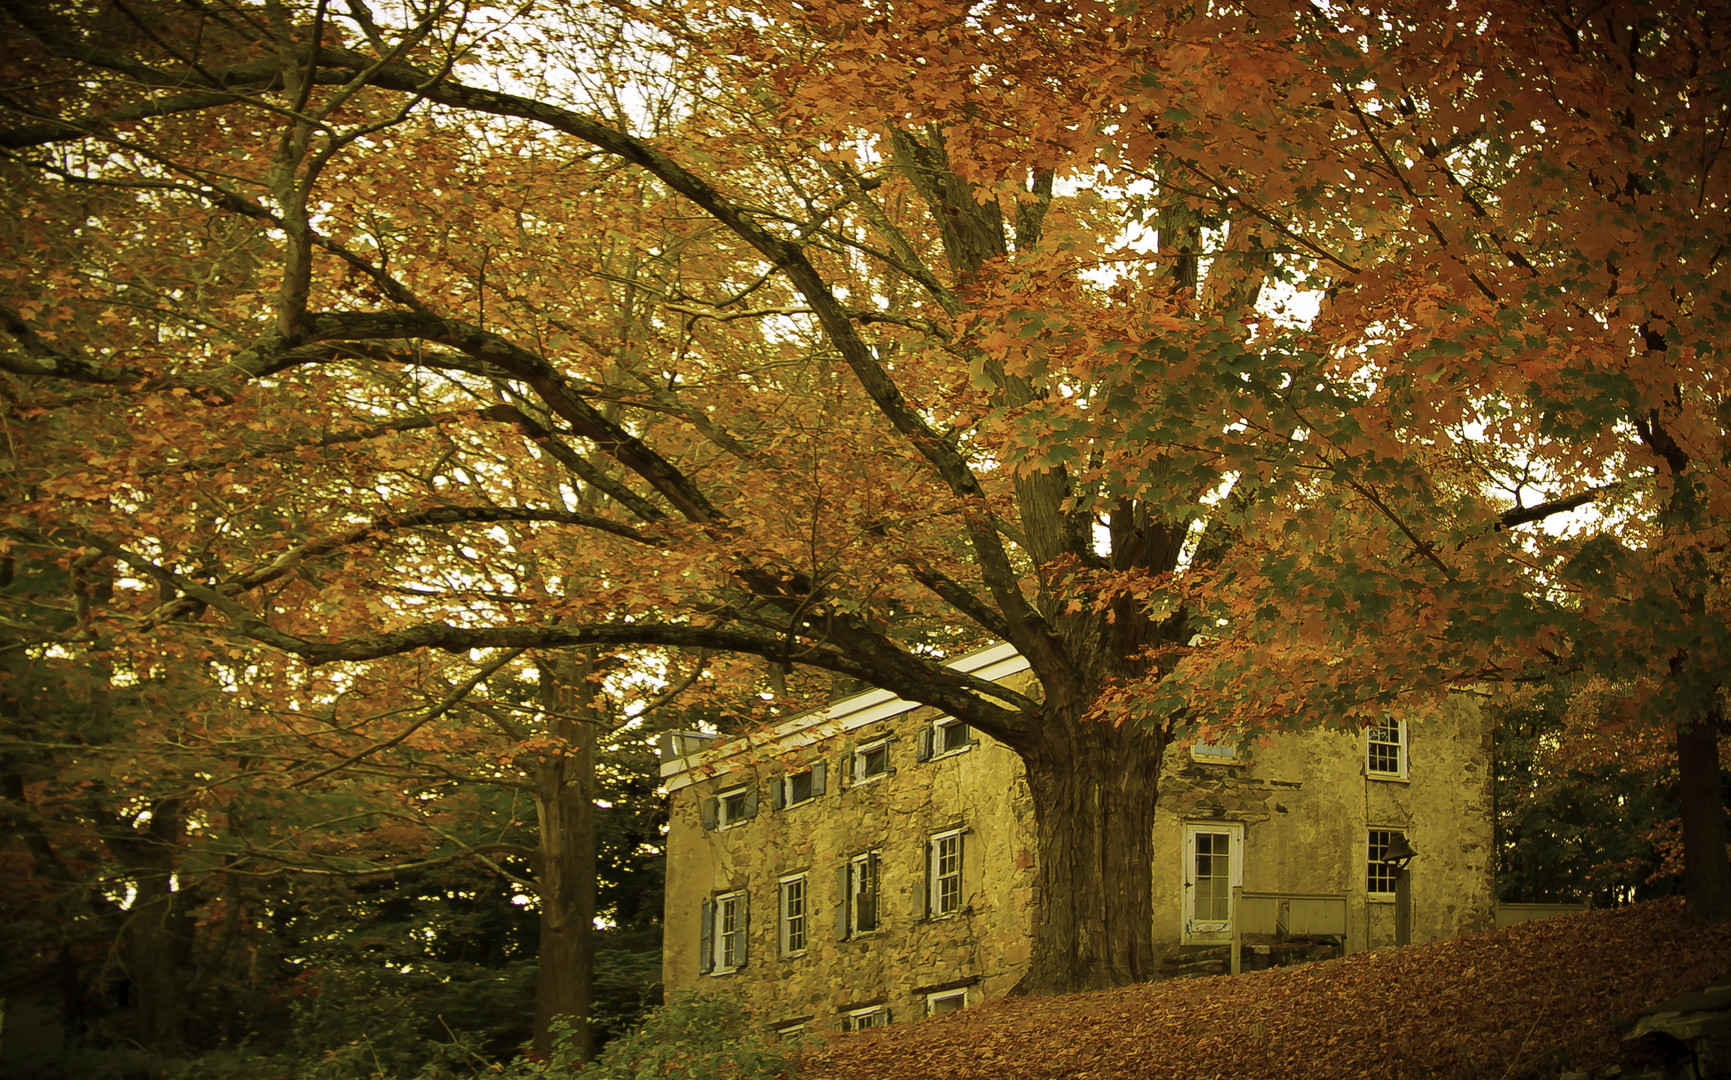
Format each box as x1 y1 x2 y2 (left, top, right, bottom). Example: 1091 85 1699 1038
848 850 881 935
853 738 891 784
711 890 746 975
928 828 964 918
1366 718 1408 780
925 988 969 1016
932 718 973 758
772 1019 808 1037
716 785 752 828
779 873 809 957
842 1005 890 1031
1367 828 1406 897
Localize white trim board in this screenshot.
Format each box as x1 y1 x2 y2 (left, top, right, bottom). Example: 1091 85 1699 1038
659 642 1028 792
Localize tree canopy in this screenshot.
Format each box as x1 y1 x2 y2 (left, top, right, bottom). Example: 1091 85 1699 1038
2 0 1728 1026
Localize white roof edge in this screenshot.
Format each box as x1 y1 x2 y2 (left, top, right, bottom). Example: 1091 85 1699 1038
659 642 1028 792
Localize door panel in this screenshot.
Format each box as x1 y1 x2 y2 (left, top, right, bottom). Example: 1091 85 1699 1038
1182 823 1244 944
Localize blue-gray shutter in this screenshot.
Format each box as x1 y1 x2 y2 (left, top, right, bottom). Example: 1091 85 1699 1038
699 899 715 973
770 778 785 809
743 785 759 820
810 762 827 796
836 864 851 939
923 835 933 919
699 797 718 830
958 831 967 911
916 726 933 762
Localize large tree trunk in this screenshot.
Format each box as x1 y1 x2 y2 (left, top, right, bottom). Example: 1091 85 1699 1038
1677 699 1731 924
126 868 190 1056
1016 714 1168 994
110 797 193 1057
530 657 597 1062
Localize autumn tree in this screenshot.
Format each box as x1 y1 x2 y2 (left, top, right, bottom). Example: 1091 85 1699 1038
5 0 1731 1010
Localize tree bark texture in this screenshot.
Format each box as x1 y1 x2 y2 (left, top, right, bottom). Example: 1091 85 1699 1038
1677 701 1731 924
1016 715 1167 994
530 656 597 1062
110 798 193 1056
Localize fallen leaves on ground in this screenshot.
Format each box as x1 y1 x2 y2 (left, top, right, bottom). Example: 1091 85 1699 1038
807 899 1731 1080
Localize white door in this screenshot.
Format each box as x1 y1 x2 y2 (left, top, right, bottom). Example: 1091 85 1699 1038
1182 823 1244 944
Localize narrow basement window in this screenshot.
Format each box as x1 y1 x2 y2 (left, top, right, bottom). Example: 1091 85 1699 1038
926 988 969 1016
842 1005 890 1030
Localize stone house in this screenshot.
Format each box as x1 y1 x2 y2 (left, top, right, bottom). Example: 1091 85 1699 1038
657 642 1495 1032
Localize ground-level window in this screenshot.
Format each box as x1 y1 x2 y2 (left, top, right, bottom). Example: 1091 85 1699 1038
702 890 748 975
779 873 808 957
842 1005 891 1031
1368 829 1407 896
928 828 964 917
1366 718 1407 779
926 988 969 1016
844 851 880 936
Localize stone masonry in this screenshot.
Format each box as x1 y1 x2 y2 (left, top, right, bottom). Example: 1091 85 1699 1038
659 643 1495 1031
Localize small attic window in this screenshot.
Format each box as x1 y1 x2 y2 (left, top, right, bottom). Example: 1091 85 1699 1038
771 765 827 809
917 718 977 761
701 785 758 830
854 739 891 783
718 787 749 826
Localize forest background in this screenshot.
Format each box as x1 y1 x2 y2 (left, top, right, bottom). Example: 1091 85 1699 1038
2 0 1730 1076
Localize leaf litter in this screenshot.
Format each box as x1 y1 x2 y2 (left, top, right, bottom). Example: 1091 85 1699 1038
805 900 1731 1080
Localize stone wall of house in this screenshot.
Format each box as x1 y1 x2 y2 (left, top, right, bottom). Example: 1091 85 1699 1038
663 668 1495 1029
1151 690 1495 954
662 694 1038 1030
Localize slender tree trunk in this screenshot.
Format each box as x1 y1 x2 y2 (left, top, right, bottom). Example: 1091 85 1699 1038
530 656 597 1061
1016 715 1167 994
1677 699 1731 924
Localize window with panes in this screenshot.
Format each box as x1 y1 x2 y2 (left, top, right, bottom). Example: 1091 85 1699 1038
779 874 808 956
929 829 964 916
1368 829 1406 895
1367 718 1406 778
847 851 880 935
712 891 746 973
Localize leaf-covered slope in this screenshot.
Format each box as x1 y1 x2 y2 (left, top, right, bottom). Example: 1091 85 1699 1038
813 900 1731 1080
